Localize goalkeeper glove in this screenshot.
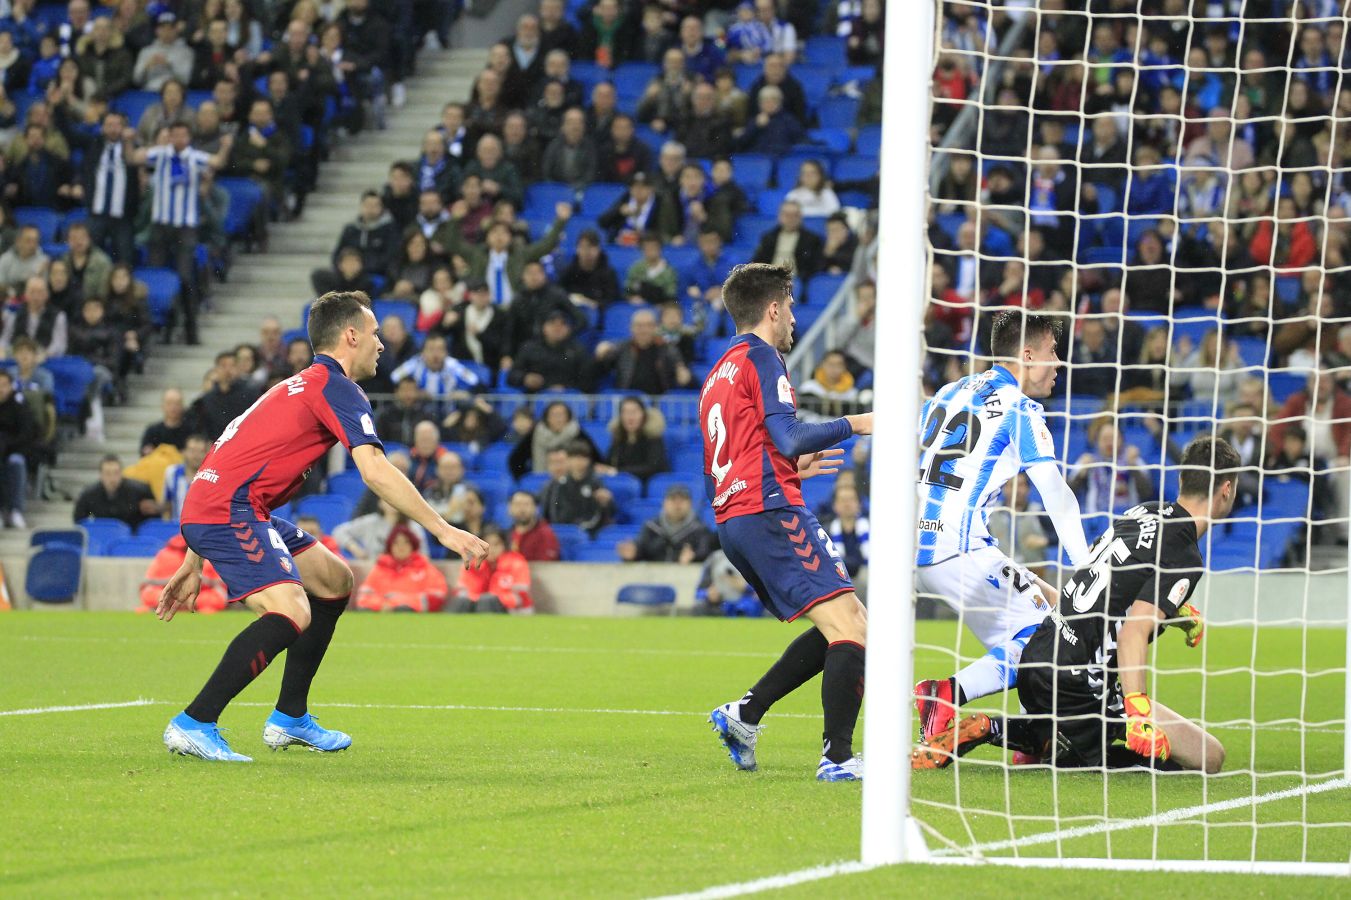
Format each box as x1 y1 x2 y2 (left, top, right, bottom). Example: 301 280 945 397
1175 602 1204 649
1123 691 1170 761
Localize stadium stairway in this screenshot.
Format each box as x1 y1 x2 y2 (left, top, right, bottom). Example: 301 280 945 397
1 49 486 560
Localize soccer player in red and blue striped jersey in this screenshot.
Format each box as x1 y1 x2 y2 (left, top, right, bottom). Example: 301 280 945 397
157 291 488 761
701 264 874 781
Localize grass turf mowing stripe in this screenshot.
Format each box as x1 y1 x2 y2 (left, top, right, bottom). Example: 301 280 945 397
932 776 1351 856
0 699 158 717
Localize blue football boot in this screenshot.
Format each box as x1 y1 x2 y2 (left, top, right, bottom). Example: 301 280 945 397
709 702 762 771
262 710 352 752
163 712 253 762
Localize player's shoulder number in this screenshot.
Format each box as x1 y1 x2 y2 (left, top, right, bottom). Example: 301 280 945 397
214 375 307 450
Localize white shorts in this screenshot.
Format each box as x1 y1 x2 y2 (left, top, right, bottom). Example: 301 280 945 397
916 545 1050 649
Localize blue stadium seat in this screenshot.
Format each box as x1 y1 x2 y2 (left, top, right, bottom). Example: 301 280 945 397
1232 336 1269 368
296 495 354 534
30 528 85 554
104 536 164 557
595 524 641 544
111 90 159 126
806 128 851 153
606 245 642 277
601 472 642 506
80 518 132 557
794 67 834 108
519 472 552 496
803 36 848 70
136 520 181 545
729 155 773 191
1263 480 1311 518
616 583 676 608
217 177 264 238
43 356 95 417
664 245 698 272
525 181 575 215
800 473 836 515
856 125 881 156
372 299 416 335
603 302 652 333
758 187 787 215
573 542 621 562
623 497 665 526
733 64 760 92
673 445 705 474
469 472 513 509
570 62 609 93
816 96 859 130
327 470 367 503
581 182 626 217
793 304 826 336
646 472 702 500
834 156 879 183
1267 370 1308 403
138 268 181 327
633 124 665 152
25 546 81 602
734 214 776 245
473 443 512 474
14 207 62 244
838 65 877 86
806 273 847 304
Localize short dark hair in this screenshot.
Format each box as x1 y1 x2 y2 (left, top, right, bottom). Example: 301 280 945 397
510 490 537 505
577 228 601 247
989 310 1063 360
214 350 233 364
100 453 121 467
1178 436 1241 496
723 263 793 331
185 433 210 446
308 291 372 352
565 439 591 458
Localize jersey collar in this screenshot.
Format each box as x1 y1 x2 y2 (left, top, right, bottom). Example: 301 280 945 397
313 353 345 376
987 364 1017 387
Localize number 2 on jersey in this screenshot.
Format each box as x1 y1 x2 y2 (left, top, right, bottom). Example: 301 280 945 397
918 407 982 490
707 402 732 486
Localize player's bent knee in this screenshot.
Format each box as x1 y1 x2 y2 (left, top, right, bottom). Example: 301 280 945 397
807 593 867 646
252 584 312 632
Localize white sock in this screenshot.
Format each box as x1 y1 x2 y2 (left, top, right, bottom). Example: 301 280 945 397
953 626 1036 703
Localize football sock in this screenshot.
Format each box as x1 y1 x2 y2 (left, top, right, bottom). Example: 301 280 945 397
184 612 302 723
821 640 865 764
276 595 348 718
738 627 829 725
952 625 1036 702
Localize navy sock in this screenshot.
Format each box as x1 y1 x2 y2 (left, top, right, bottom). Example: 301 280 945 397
184 612 302 723
739 627 829 725
821 640 865 764
276 596 348 718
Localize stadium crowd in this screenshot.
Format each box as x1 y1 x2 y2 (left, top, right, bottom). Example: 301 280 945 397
925 1 1351 562
0 0 463 529
10 0 884 614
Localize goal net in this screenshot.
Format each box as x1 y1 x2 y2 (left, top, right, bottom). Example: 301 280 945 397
866 0 1351 876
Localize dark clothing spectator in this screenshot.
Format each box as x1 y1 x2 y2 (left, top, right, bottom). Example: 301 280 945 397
459 157 524 208
364 331 419 395
7 147 72 207
438 300 512 373
68 311 121 372
508 335 593 392
597 188 679 244
678 108 731 159
375 396 437 446
331 211 399 278
538 472 613 533
607 433 669 483
78 38 135 98
576 9 640 68
596 338 690 395
81 136 140 264
748 74 808 124
73 475 155 527
188 378 258 442
752 225 825 279
735 109 804 156
560 251 621 306
630 511 716 562
540 133 598 187
229 122 290 202
139 419 191 454
596 134 653 184
508 281 583 351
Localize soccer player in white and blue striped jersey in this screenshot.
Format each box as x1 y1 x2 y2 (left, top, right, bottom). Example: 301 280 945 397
913 310 1092 741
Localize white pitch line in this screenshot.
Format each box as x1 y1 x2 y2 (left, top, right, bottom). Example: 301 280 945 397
657 777 1351 898
651 860 879 900
935 775 1351 856
0 699 158 717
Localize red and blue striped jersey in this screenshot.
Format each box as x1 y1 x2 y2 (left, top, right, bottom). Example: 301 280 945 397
700 334 853 523
180 354 383 525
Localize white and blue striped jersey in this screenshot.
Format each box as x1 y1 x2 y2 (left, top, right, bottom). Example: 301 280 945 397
915 365 1058 566
145 145 211 228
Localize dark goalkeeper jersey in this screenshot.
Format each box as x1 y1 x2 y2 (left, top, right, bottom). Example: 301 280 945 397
1023 501 1203 702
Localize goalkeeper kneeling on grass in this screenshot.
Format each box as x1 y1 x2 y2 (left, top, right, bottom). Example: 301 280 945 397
914 437 1237 774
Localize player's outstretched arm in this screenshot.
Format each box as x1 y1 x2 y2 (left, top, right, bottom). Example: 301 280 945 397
352 444 489 567
1118 600 1171 761
156 548 204 622
1024 460 1091 566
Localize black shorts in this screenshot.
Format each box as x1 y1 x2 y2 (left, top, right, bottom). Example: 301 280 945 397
1015 658 1124 768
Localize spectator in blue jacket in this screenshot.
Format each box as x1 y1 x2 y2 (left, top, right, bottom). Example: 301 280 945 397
1125 144 1177 216
735 85 803 156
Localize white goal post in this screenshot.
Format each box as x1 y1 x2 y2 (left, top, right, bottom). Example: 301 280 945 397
864 0 1351 877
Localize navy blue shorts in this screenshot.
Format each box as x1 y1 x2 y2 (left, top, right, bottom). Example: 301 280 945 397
717 505 854 622
181 515 317 602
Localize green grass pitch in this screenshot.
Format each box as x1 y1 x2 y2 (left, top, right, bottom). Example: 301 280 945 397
1 612 1346 897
